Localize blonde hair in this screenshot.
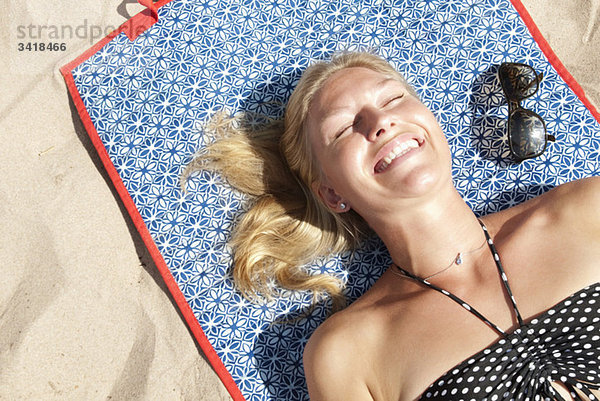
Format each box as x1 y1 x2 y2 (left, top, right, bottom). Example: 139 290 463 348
185 52 414 311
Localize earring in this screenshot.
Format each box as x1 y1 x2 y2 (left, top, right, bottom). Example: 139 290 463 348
339 202 347 210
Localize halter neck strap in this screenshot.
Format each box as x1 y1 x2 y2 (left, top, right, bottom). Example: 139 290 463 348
394 220 524 336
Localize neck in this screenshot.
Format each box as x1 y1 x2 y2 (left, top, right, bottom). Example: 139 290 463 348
368 187 485 279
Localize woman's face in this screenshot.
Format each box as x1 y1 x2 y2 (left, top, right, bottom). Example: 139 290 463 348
306 67 453 218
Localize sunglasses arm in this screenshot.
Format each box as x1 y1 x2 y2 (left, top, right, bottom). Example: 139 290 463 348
521 72 544 93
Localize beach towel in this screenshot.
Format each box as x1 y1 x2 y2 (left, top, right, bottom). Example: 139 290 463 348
60 0 600 399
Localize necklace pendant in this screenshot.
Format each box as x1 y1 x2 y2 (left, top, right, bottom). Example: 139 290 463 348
455 253 463 265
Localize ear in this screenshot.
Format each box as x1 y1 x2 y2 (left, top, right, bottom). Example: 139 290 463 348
311 180 349 213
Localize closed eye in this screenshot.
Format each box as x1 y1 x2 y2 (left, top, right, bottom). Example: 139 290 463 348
384 93 404 107
335 116 361 139
334 123 353 139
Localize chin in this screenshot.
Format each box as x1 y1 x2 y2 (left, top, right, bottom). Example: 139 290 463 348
390 161 452 198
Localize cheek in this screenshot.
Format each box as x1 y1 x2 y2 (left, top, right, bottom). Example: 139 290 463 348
333 140 369 171
413 106 449 152
316 146 365 192
410 103 438 127
401 103 452 174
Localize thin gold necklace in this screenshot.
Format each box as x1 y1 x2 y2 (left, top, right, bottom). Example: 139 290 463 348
392 238 487 281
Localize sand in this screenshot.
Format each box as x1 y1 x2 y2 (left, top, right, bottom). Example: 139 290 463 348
0 0 598 400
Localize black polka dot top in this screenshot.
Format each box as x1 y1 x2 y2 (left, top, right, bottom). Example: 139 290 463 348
394 222 600 400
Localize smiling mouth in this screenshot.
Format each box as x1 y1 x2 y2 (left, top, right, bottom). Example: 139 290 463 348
374 139 421 173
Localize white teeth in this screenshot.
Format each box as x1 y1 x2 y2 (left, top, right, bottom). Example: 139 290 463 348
376 139 420 173
385 139 418 161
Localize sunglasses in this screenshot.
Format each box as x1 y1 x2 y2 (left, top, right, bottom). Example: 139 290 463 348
498 62 556 162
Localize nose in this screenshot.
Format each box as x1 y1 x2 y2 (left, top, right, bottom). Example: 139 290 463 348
363 107 393 142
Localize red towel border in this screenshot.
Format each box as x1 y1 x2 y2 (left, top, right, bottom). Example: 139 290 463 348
60 1 246 400
509 0 599 121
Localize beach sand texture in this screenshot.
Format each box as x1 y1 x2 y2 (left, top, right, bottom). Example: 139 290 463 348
1 0 598 400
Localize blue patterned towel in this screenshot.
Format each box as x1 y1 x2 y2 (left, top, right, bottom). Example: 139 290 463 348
61 0 600 400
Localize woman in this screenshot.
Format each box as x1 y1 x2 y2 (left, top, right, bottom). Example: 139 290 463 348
194 52 600 400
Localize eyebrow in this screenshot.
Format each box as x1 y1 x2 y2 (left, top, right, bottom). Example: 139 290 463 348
319 76 399 122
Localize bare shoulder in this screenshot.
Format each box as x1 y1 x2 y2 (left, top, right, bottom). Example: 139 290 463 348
543 176 600 205
534 177 600 236
303 307 375 401
489 177 600 237
482 177 600 311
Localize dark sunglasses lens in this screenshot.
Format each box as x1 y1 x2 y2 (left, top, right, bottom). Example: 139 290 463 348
500 63 539 101
509 109 547 160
